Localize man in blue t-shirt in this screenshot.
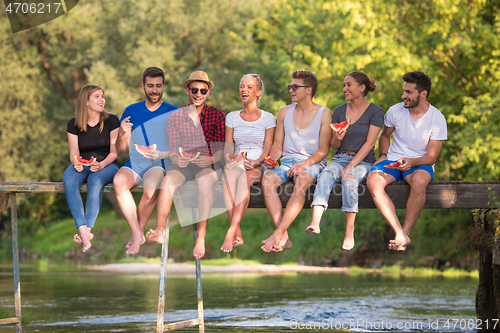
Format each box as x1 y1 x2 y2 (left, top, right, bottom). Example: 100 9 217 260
113 67 178 255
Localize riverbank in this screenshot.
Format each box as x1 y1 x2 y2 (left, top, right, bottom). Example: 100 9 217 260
89 262 347 276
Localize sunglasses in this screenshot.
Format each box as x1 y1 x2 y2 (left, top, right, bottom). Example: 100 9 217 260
190 88 209 95
287 84 310 91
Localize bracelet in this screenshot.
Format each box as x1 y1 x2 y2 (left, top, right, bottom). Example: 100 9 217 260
379 153 387 157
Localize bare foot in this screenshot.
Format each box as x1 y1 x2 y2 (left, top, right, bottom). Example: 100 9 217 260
305 225 320 234
220 236 234 253
232 236 244 247
125 234 145 255
74 232 94 246
125 234 145 249
282 238 293 250
193 237 205 259
261 233 280 253
75 227 94 252
388 234 411 251
342 235 355 250
145 229 165 244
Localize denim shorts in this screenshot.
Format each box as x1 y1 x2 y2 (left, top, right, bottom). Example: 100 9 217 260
264 157 324 183
370 160 434 181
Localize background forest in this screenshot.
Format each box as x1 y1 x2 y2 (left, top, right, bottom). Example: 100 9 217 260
0 0 499 267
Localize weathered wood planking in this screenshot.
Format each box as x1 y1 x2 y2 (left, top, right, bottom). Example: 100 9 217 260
1 181 500 210
175 181 500 209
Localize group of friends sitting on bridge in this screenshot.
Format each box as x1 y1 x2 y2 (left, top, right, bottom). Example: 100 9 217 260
63 67 447 258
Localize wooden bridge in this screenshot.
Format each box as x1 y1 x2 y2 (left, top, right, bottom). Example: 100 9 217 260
1 180 499 332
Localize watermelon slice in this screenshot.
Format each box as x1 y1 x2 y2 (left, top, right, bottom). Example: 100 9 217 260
179 147 200 161
226 152 247 166
134 143 157 156
265 156 281 167
385 159 405 169
74 156 97 166
330 119 351 133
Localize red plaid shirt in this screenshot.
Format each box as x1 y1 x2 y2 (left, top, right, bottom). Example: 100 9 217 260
167 104 225 164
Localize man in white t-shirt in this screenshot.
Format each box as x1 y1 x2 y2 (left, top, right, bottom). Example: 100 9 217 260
367 71 447 251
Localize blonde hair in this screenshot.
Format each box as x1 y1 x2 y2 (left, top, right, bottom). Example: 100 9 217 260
75 84 108 132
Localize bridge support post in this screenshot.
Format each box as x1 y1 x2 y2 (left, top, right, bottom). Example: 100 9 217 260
471 209 500 332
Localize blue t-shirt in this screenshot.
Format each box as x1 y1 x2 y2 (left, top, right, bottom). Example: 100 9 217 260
120 101 178 172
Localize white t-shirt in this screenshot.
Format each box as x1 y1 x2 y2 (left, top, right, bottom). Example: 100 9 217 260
226 109 276 161
385 102 447 164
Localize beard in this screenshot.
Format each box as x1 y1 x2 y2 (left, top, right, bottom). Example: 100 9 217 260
145 91 163 104
404 95 420 109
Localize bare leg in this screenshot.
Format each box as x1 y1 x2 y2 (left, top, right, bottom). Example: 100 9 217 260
305 205 325 234
367 171 411 251
342 212 356 250
262 173 314 252
192 168 218 259
221 168 262 252
146 170 185 244
221 168 243 252
260 172 284 252
113 168 145 255
388 170 432 250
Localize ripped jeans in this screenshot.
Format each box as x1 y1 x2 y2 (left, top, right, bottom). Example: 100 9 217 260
310 154 372 213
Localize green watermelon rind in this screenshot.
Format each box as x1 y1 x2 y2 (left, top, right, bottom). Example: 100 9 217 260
179 147 200 161
385 159 404 169
134 143 157 156
226 152 247 165
74 156 97 166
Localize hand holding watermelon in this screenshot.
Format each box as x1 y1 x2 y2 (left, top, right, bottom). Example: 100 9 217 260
264 156 281 169
225 152 247 169
330 119 350 133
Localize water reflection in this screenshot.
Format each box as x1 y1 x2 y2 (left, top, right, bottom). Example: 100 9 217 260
0 262 477 332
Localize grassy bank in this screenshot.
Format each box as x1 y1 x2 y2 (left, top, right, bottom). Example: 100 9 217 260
0 206 478 269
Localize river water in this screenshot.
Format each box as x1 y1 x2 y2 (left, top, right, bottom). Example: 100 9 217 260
0 262 478 332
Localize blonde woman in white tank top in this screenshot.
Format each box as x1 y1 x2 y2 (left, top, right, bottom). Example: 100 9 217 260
221 74 276 252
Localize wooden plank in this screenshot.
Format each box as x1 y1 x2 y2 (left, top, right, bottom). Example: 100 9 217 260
0 192 9 211
1 181 500 209
0 317 20 325
175 181 500 209
163 318 202 331
0 182 141 193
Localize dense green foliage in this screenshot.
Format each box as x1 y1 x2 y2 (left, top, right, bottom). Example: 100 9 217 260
0 0 498 264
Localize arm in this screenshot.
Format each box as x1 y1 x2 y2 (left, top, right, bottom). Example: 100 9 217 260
398 139 443 170
289 108 332 176
68 133 83 172
90 128 119 172
263 106 287 169
340 124 381 178
116 116 132 155
373 124 394 165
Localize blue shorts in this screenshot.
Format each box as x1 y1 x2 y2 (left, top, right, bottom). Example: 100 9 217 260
264 157 324 183
370 160 434 181
123 159 166 180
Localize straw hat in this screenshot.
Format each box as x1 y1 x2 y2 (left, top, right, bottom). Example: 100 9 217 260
183 70 214 90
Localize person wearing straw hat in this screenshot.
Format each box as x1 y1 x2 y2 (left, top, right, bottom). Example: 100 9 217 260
150 70 225 259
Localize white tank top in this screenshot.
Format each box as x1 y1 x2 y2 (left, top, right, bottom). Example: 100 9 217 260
281 103 327 168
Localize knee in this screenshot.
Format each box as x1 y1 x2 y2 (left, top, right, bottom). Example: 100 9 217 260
143 189 157 202
262 173 279 191
410 179 428 194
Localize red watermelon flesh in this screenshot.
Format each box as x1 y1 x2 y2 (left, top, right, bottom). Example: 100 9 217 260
330 119 351 133
265 156 281 167
226 152 247 166
134 144 157 156
179 147 200 161
385 159 404 169
74 156 97 166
